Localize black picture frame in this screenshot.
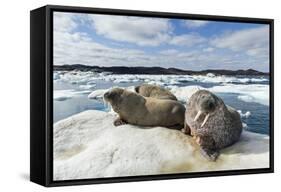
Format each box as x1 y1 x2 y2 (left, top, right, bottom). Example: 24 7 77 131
30 4 274 187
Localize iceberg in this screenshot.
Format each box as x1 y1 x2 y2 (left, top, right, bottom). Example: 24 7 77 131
54 110 269 180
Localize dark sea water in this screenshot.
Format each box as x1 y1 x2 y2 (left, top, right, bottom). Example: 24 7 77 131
53 76 270 135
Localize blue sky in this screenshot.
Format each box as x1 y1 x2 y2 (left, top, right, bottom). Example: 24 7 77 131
54 12 269 72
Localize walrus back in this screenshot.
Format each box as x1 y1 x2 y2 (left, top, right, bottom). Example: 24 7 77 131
142 98 185 127
136 84 178 101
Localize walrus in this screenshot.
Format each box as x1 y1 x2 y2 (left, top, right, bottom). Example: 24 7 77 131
181 90 242 161
135 84 178 101
103 88 185 128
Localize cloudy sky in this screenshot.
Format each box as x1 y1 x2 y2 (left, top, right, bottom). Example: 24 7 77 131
53 12 269 72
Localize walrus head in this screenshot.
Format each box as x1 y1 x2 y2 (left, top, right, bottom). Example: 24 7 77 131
104 88 146 114
192 90 219 128
103 88 125 113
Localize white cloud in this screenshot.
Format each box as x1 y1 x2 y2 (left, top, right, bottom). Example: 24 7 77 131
169 34 206 47
54 12 77 32
89 15 172 46
203 47 215 52
183 20 209 28
90 14 207 47
53 12 269 72
210 26 269 57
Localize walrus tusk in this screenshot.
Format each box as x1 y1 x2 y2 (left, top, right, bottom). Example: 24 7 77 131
194 110 202 121
201 113 210 127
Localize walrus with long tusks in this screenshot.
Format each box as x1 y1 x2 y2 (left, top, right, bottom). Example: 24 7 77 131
181 90 243 161
135 84 178 101
103 88 185 128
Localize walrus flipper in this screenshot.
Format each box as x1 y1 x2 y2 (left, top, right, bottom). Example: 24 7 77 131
200 147 219 162
196 135 219 161
181 122 191 135
113 117 127 126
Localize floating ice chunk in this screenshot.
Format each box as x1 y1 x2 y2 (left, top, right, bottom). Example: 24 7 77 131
54 71 269 87
79 84 96 90
88 89 108 99
53 72 60 80
53 110 269 180
209 84 269 106
112 75 139 83
169 85 202 102
242 122 248 128
54 89 91 101
166 84 268 106
57 71 100 85
88 86 136 100
54 90 75 101
206 73 215 77
147 80 166 86
237 110 251 118
237 95 254 103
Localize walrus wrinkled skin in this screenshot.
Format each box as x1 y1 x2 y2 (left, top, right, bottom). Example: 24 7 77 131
182 90 242 161
104 88 185 128
135 84 178 101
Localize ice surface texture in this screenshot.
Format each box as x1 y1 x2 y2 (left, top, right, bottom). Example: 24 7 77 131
54 110 269 180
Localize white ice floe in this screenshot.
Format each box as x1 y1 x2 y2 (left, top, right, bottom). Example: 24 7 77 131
88 86 136 100
209 84 269 106
54 71 269 86
54 89 91 101
87 89 109 99
168 84 268 106
87 83 269 107
79 84 96 90
54 71 101 85
168 85 201 102
238 110 251 118
55 71 269 106
53 110 269 180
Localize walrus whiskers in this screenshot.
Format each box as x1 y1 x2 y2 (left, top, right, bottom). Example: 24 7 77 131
194 110 202 121
201 113 210 127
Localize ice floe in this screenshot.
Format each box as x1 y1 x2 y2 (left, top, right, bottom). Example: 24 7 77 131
88 86 135 100
54 110 269 180
54 89 91 101
209 84 269 106
87 89 109 99
54 71 269 86
238 110 251 118
54 71 269 106
86 83 269 107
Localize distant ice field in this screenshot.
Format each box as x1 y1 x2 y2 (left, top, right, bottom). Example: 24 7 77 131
53 71 270 135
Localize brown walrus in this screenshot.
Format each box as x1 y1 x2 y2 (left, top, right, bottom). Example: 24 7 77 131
182 90 243 161
104 88 185 128
135 84 178 100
